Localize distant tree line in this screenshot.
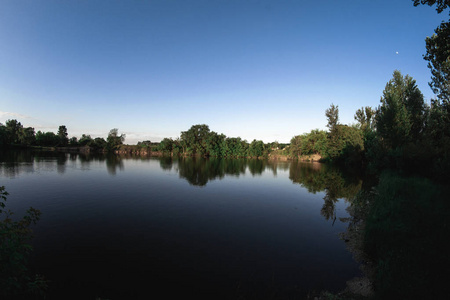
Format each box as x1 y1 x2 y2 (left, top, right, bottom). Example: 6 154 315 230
0 123 125 152
150 124 283 159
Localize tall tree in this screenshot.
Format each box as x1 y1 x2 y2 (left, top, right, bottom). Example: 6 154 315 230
376 70 425 149
424 22 450 103
5 119 22 144
57 125 69 146
354 106 376 131
325 104 339 132
106 128 125 151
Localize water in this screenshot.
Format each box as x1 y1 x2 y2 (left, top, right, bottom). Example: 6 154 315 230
0 150 361 299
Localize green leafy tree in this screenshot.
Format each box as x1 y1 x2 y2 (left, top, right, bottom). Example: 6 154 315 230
325 125 364 165
376 70 425 149
106 128 125 151
223 137 246 157
158 138 174 153
205 132 225 157
290 130 328 159
92 137 107 150
180 124 211 156
325 104 339 132
354 106 376 132
248 139 265 158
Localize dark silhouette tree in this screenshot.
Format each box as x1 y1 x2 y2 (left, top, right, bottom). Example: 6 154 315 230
57 125 69 146
412 0 450 14
424 22 450 103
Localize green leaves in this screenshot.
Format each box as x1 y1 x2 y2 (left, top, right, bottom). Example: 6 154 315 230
1 186 46 298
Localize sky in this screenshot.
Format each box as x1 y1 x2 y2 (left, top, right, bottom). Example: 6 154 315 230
0 0 447 144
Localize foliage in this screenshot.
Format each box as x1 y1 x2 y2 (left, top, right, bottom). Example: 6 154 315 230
158 138 174 153
364 173 450 299
57 125 69 146
248 139 265 158
289 129 328 158
354 106 376 132
412 0 450 14
35 131 59 147
325 103 339 131
0 186 47 298
289 161 362 221
424 21 450 102
137 140 152 147
376 70 426 149
180 124 211 156
325 125 364 166
78 134 93 146
106 128 125 151
205 131 225 157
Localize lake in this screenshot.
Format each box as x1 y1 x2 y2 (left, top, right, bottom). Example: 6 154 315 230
0 150 362 299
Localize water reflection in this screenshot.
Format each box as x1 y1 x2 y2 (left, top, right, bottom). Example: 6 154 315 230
289 161 362 221
105 154 124 175
0 151 362 220
0 150 363 298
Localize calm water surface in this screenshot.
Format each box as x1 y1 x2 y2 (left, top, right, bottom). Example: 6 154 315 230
0 151 362 299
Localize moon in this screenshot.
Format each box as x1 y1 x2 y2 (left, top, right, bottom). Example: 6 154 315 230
396 51 399 55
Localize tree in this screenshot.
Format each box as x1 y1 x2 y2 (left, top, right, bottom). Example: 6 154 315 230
424 22 450 103
325 104 339 131
248 139 265 158
5 119 23 145
412 0 450 13
180 124 211 156
57 126 69 146
324 125 364 164
35 131 59 147
69 137 78 146
158 138 174 153
0 123 7 146
18 127 35 146
376 70 425 148
106 128 125 151
78 134 93 146
354 106 376 132
205 132 225 157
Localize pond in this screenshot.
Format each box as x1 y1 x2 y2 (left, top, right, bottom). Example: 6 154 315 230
0 150 362 299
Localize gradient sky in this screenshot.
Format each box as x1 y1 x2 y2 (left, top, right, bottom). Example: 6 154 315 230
0 0 447 144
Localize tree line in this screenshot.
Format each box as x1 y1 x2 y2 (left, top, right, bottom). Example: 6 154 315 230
0 123 125 152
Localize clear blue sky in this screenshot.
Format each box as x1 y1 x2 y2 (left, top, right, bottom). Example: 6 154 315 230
0 0 447 143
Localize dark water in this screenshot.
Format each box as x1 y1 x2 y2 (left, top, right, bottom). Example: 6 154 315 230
0 150 362 299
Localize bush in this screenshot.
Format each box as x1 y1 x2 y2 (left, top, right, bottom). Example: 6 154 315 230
364 173 450 299
0 186 47 299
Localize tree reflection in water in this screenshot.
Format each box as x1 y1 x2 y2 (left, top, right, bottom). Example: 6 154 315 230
289 161 362 221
